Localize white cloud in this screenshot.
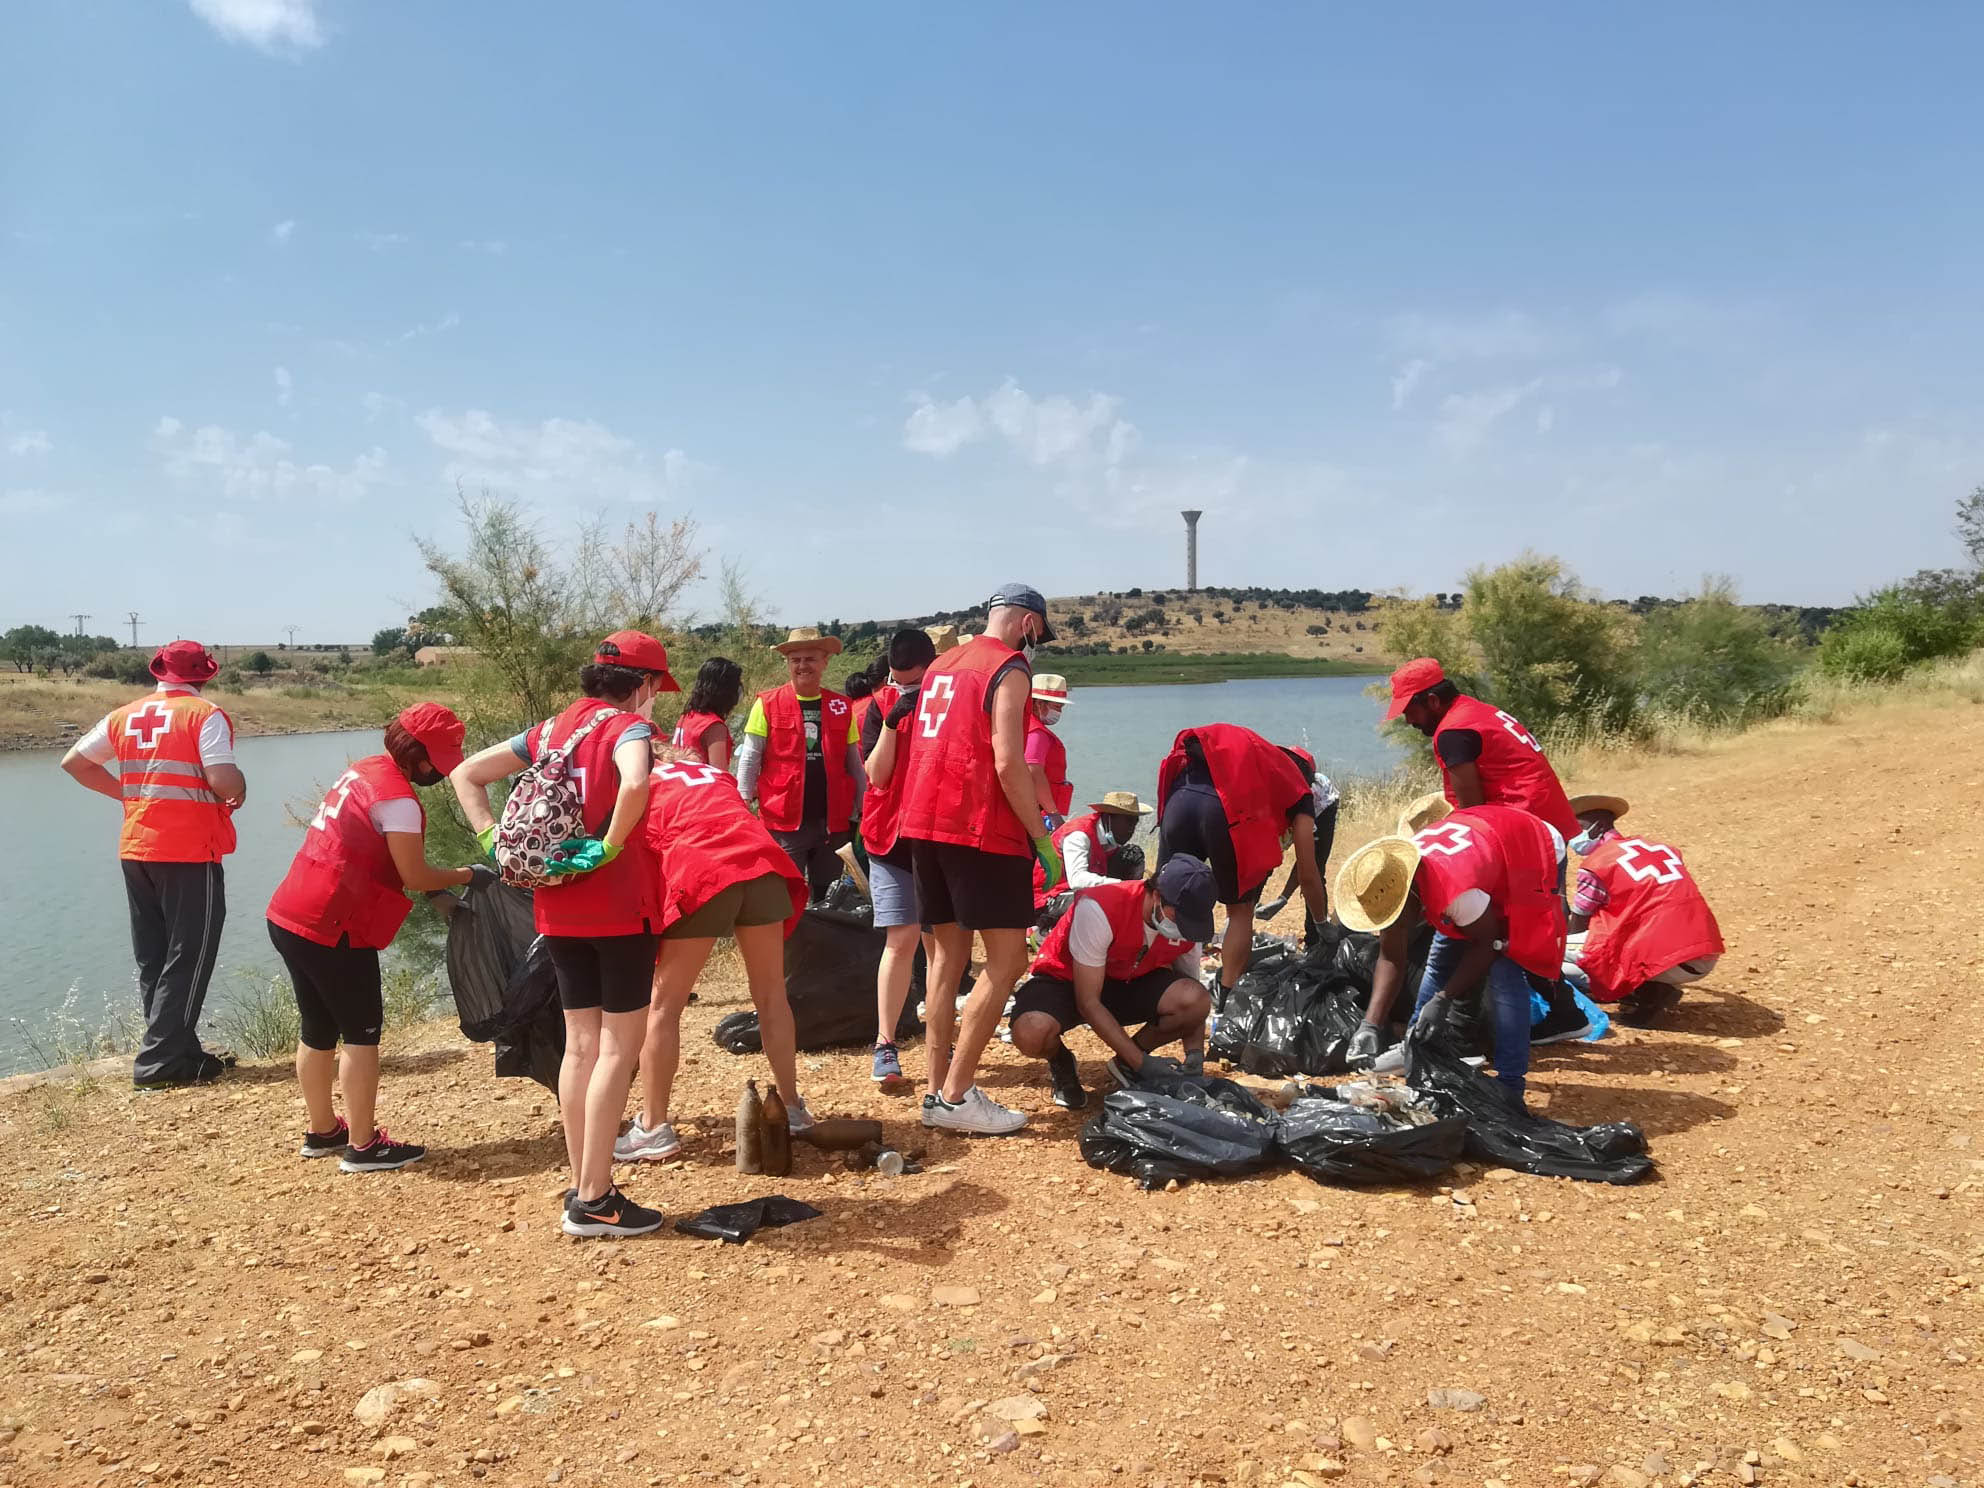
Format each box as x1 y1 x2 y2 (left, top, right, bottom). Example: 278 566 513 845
394 311 460 345
458 239 508 255
1389 358 1429 412
1435 379 1544 453
1385 310 1563 363
1536 404 1557 434
269 218 296 245
901 379 1136 472
152 417 387 503
273 366 292 407
187 0 324 55
416 408 705 503
6 429 51 456
0 489 66 516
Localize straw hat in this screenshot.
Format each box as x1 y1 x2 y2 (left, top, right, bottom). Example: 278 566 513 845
1397 790 1451 837
1087 789 1152 817
1334 835 1421 933
771 626 844 657
1032 673 1072 706
1568 793 1630 821
927 624 961 654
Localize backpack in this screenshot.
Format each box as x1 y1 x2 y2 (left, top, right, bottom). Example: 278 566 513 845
494 707 624 887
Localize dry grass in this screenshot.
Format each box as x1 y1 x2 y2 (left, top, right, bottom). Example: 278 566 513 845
1050 590 1388 662
0 673 449 748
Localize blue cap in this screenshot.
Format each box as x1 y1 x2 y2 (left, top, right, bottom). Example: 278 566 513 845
1152 854 1217 942
987 582 1055 642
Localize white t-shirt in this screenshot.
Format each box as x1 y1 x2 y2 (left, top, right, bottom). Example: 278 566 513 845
370 797 423 834
1059 829 1115 892
1434 823 1564 931
1066 896 1202 980
76 683 236 768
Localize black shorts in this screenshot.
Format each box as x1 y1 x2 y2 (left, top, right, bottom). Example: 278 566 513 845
1010 967 1186 1035
545 931 661 1015
909 839 1034 931
665 872 793 939
268 920 383 1050
1158 781 1262 906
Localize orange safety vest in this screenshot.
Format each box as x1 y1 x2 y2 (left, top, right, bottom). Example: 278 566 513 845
108 691 237 862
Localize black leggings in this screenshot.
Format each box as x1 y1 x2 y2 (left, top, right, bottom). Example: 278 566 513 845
545 932 660 1015
269 921 383 1050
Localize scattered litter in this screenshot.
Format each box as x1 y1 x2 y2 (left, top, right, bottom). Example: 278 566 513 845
673 1196 822 1244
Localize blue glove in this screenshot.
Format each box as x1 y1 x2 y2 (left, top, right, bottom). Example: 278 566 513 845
546 838 621 876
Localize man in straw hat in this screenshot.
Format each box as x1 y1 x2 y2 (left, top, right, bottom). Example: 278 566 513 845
895 582 1064 1135
1034 789 1154 927
1565 793 1723 1025
1337 802 1567 1097
1010 854 1219 1109
1025 673 1075 830
737 626 865 904
1383 658 1579 840
61 640 249 1088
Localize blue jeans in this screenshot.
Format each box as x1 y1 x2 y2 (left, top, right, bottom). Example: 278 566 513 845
1412 931 1532 1096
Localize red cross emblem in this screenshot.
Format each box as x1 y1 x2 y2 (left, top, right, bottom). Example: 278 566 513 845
1614 838 1685 885
124 700 174 750
1414 821 1475 857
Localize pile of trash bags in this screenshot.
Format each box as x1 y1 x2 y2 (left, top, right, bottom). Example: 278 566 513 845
434 878 564 1093
713 902 936 1054
1206 923 1428 1079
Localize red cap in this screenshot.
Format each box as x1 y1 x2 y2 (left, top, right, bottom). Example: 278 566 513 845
594 630 680 692
396 702 466 776
1384 657 1446 721
149 640 220 685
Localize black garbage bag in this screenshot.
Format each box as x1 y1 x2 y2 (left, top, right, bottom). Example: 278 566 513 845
1332 922 1437 1002
674 1196 822 1244
1078 1070 1281 1189
1207 937 1367 1078
1403 1030 1654 1185
1104 842 1146 881
437 880 565 1093
712 906 934 1053
1277 1096 1468 1185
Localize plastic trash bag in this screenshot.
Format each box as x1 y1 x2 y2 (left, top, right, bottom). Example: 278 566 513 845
1078 1070 1282 1189
1277 1096 1468 1185
1528 981 1611 1042
437 879 565 1093
673 1196 823 1244
1403 1030 1654 1185
712 907 930 1053
1207 936 1367 1078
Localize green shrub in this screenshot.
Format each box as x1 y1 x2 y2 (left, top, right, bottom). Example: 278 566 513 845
214 973 301 1059
1637 577 1799 724
1818 581 1981 682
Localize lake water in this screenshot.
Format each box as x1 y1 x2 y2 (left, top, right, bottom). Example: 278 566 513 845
0 675 1399 1065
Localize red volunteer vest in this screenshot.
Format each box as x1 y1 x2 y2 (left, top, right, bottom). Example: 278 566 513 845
525 699 661 937
897 636 1033 858
1576 833 1724 999
859 682 915 856
754 685 855 834
641 759 807 936
671 709 731 763
1031 878 1196 983
1155 724 1308 900
108 691 237 863
1435 695 1579 839
851 695 877 738
1409 804 1566 978
1028 711 1073 816
267 755 422 949
1034 811 1105 909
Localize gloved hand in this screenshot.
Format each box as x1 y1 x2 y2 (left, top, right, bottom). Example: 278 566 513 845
1407 992 1453 1044
885 688 920 729
1131 1051 1182 1083
1043 813 1066 834
1032 833 1063 891
1346 1021 1386 1066
546 838 621 876
466 863 499 891
476 824 498 860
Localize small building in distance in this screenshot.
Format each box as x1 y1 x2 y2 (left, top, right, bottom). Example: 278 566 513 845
414 645 477 667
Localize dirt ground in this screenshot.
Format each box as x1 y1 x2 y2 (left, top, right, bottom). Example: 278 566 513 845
3 701 1981 1488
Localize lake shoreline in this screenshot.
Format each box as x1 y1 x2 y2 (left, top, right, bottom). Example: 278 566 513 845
0 719 381 755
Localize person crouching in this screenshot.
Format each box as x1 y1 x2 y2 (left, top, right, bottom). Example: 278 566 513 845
1008 855 1218 1111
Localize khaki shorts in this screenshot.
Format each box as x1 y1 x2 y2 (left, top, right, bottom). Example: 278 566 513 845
664 872 793 939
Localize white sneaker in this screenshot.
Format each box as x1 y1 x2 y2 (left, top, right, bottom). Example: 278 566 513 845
613 1116 682 1163
785 1095 815 1134
925 1086 1028 1136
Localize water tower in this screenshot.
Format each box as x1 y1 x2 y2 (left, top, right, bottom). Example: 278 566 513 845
1181 510 1203 591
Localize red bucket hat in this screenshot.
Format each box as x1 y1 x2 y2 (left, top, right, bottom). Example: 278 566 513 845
150 640 220 685
396 702 467 776
594 630 680 692
1383 657 1447 722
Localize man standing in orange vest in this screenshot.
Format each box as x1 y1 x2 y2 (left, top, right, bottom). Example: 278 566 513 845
60 640 248 1089
736 627 865 904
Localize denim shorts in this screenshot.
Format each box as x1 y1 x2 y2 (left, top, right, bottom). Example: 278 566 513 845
868 854 922 929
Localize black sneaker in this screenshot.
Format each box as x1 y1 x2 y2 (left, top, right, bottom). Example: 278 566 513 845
339 1129 427 1173
1046 1044 1087 1110
133 1053 230 1091
562 1185 664 1239
1617 984 1683 1027
1531 993 1596 1046
300 1117 350 1159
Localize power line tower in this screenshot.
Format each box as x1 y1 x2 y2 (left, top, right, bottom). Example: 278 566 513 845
283 624 301 650
69 612 91 637
127 612 143 647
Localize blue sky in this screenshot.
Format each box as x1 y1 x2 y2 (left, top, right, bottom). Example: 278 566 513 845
4 2 1981 643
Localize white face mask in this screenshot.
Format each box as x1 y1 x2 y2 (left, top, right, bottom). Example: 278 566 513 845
1569 826 1605 855
1150 907 1182 941
1095 817 1119 848
1036 704 1062 727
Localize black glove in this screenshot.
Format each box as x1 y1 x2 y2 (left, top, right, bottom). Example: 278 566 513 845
466 863 499 892
1346 1021 1385 1067
885 688 920 729
1131 1052 1182 1083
